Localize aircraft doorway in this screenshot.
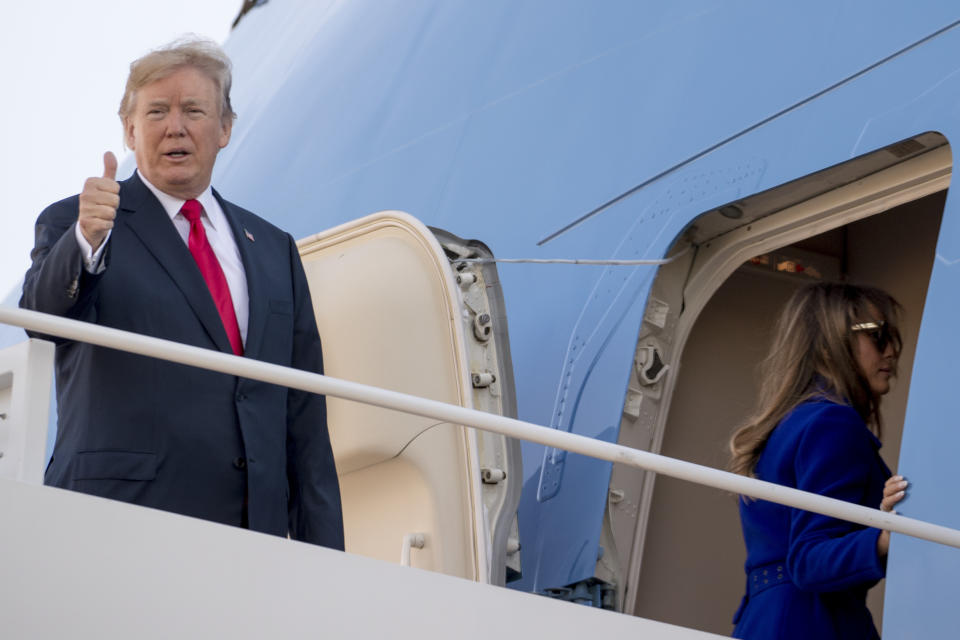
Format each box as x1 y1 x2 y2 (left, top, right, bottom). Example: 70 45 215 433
608 133 950 636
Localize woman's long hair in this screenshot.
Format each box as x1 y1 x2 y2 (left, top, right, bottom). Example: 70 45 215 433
728 282 902 477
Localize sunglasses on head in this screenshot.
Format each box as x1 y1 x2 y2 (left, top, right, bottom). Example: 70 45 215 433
851 321 893 352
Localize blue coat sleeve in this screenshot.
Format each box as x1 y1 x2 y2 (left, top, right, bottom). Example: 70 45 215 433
283 234 345 550
786 405 886 592
20 197 106 327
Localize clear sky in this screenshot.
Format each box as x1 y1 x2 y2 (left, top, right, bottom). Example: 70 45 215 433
1 0 242 301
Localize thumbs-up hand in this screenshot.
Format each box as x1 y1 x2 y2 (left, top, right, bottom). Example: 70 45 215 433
77 151 120 251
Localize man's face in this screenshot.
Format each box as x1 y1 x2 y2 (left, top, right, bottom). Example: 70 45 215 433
124 66 232 199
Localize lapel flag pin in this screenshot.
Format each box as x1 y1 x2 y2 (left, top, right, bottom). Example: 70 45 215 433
244 228 255 242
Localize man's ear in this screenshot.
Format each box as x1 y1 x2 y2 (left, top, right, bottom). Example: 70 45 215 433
124 117 136 150
219 117 233 150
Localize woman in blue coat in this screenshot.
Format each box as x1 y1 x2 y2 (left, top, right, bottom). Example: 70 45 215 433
729 283 908 640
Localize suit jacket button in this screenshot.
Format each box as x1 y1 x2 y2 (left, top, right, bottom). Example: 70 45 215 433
233 457 247 470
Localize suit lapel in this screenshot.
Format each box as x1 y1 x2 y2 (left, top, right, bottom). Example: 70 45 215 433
216 190 266 359
119 173 234 354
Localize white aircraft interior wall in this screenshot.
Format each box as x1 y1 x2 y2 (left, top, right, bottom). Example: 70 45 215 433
298 213 483 582
631 191 945 635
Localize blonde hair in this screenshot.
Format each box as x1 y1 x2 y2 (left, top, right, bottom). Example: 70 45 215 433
728 282 901 477
119 36 236 127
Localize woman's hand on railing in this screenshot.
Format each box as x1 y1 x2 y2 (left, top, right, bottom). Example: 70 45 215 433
878 475 909 556
881 475 909 514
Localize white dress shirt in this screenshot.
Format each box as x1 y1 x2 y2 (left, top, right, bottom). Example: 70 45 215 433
76 170 250 345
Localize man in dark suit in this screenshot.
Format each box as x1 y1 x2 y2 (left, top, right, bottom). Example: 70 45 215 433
19 38 344 549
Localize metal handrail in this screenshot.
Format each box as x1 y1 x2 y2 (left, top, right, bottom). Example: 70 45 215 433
1 305 958 550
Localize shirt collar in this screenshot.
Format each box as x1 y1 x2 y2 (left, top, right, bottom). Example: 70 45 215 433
137 170 219 230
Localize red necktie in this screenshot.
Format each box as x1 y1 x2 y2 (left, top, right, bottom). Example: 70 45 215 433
180 199 244 356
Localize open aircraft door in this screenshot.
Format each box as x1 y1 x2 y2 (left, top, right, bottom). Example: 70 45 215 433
298 211 522 585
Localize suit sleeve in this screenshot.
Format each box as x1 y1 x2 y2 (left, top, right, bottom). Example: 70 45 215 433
284 234 345 550
786 405 886 592
20 198 107 329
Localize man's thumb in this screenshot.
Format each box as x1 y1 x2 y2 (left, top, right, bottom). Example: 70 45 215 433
103 151 118 181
